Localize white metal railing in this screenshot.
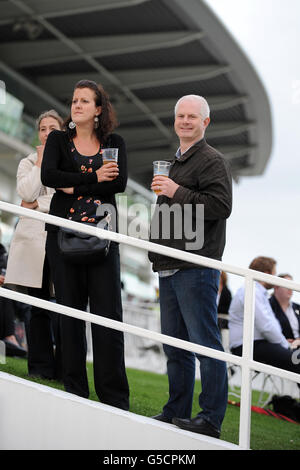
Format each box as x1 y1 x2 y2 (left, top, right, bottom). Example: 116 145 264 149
0 200 299 450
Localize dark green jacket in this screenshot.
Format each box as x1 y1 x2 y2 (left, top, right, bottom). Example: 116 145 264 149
148 138 232 271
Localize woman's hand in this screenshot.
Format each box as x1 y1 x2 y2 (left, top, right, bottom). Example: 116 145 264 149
57 187 74 194
35 145 45 168
21 199 39 209
96 162 119 182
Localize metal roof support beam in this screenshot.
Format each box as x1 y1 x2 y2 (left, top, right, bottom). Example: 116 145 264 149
162 0 272 175
125 65 231 90
0 60 68 116
1 0 151 25
36 65 231 98
0 129 33 156
116 95 249 124
0 32 206 68
9 0 173 141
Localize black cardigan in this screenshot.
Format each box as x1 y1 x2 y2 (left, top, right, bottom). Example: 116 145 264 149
269 295 300 340
41 130 127 232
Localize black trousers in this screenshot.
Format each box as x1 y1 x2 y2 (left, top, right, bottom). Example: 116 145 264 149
0 297 15 339
13 300 31 342
0 295 31 342
27 259 62 380
46 232 129 410
232 340 300 374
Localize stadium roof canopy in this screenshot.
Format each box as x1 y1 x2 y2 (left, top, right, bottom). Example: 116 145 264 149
0 0 272 187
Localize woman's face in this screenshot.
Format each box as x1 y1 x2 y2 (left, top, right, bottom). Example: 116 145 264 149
71 87 101 128
38 116 61 145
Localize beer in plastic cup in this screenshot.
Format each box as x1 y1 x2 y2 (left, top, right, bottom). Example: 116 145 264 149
102 148 118 164
153 161 171 195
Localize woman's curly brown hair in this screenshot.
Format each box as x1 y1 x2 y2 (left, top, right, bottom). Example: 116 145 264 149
65 79 118 144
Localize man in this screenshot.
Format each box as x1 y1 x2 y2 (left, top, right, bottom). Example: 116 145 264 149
148 95 232 439
229 257 300 372
270 273 300 342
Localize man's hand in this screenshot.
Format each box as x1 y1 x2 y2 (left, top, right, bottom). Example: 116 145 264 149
290 338 300 349
96 162 119 182
0 275 5 286
21 199 38 209
151 176 179 198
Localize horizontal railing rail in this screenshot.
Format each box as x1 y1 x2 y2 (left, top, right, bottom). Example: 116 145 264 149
1 201 299 289
0 287 242 366
0 200 299 450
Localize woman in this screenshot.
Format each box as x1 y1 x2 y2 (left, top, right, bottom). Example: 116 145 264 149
0 241 26 357
5 109 63 378
41 80 129 410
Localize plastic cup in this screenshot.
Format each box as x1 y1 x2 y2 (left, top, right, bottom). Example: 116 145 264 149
153 161 171 194
102 148 118 164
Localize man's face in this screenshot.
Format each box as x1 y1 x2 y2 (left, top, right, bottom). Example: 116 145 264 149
264 265 277 290
174 99 210 143
274 276 293 302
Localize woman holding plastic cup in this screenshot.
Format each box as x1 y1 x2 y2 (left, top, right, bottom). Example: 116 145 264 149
41 79 129 410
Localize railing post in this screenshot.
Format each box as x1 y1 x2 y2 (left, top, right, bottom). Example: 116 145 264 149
0 340 5 364
239 274 255 449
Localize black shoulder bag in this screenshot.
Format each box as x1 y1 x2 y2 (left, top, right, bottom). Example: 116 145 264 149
57 216 111 265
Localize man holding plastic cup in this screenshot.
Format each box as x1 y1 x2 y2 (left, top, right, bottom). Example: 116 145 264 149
152 161 171 195
149 95 232 439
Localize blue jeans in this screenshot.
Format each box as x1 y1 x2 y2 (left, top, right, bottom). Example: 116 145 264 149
159 267 227 430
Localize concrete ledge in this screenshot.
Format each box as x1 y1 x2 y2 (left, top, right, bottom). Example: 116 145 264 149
0 371 239 450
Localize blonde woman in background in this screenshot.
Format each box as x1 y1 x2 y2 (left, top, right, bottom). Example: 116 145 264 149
5 110 63 379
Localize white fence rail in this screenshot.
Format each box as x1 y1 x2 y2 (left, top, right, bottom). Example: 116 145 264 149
0 200 299 450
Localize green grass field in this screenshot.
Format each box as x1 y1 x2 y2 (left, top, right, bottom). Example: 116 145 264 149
0 357 299 450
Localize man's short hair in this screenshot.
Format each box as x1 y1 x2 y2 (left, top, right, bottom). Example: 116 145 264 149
174 95 210 120
277 273 292 279
249 256 277 274
273 273 293 291
275 273 293 280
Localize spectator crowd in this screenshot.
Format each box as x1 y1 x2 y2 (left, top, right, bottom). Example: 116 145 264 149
0 86 299 441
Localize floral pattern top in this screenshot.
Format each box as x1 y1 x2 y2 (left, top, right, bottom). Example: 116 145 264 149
68 140 103 224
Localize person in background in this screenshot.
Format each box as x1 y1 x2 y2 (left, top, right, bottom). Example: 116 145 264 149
229 256 300 373
218 271 232 330
5 110 63 379
269 273 300 342
0 242 26 357
41 80 129 410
